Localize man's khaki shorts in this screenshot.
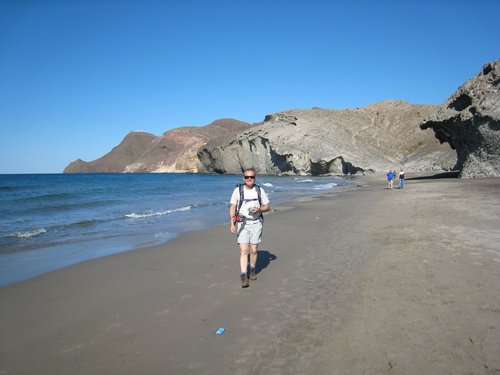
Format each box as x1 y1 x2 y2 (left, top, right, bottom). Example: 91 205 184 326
237 220 263 244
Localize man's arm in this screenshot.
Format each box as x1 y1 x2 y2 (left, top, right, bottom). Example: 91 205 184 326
258 203 270 213
252 203 270 214
229 203 237 233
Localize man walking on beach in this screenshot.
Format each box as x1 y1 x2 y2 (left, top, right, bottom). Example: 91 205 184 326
229 168 270 288
387 169 395 190
399 168 405 189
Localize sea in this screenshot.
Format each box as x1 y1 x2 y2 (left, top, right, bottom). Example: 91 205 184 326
0 173 355 286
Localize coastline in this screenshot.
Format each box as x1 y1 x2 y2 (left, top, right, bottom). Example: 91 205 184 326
0 173 353 287
1 172 499 374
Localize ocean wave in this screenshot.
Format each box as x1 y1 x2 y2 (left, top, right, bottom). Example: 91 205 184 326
191 203 208 208
27 199 118 214
295 179 314 183
191 201 227 209
28 219 103 235
0 184 36 194
125 206 191 219
66 219 100 229
261 182 274 187
12 228 47 239
0 185 23 192
312 183 337 190
15 192 76 203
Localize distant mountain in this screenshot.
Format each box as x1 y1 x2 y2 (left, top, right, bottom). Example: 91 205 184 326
64 119 255 173
198 100 456 175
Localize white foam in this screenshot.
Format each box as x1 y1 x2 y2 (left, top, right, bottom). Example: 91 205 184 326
295 179 314 183
125 206 191 219
16 228 47 239
312 183 337 190
261 182 273 187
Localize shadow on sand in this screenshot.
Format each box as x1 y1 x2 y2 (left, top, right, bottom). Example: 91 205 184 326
255 250 277 274
407 171 460 181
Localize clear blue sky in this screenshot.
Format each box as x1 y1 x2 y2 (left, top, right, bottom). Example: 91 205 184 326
1 0 499 173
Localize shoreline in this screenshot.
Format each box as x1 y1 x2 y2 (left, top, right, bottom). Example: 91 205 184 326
0 175 357 287
1 172 499 374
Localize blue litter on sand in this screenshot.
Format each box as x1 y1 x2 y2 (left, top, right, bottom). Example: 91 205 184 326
216 328 225 335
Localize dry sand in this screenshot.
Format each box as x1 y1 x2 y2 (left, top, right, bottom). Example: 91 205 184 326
1 173 499 375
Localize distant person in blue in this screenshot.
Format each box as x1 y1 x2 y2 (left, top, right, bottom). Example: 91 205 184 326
386 169 394 190
398 168 405 189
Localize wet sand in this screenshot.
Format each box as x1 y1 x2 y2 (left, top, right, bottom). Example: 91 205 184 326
1 173 499 375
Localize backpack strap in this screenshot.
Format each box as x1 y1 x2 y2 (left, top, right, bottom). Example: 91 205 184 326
235 183 265 238
255 184 262 207
236 183 262 215
236 183 244 215
256 184 264 224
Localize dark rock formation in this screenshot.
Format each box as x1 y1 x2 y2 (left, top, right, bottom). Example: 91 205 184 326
198 101 456 175
64 119 255 173
421 60 500 178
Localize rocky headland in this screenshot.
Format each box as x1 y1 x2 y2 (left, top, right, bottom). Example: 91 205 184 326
64 59 500 177
198 101 455 175
64 102 455 175
64 119 255 173
421 59 500 178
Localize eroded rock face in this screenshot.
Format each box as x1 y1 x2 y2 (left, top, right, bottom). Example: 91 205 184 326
421 60 500 178
198 101 456 175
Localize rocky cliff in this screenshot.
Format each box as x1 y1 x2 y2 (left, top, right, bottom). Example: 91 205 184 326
64 119 255 173
421 59 500 178
197 101 456 175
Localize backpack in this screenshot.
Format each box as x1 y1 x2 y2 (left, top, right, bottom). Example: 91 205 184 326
236 183 262 216
234 184 264 237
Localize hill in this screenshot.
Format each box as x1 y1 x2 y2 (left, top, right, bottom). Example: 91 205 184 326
64 119 255 173
198 101 455 175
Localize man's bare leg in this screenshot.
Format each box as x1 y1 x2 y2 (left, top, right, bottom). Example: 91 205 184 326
249 243 258 280
239 243 250 287
240 243 249 273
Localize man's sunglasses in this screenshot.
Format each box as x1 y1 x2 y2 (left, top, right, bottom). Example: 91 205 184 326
244 175 255 179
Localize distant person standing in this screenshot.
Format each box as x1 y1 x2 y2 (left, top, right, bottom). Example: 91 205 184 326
399 168 405 189
229 168 270 288
386 169 394 190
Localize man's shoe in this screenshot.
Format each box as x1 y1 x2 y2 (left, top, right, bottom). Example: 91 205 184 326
249 268 257 281
241 274 249 288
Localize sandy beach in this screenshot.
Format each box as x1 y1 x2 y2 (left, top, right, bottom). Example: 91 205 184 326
1 173 499 375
